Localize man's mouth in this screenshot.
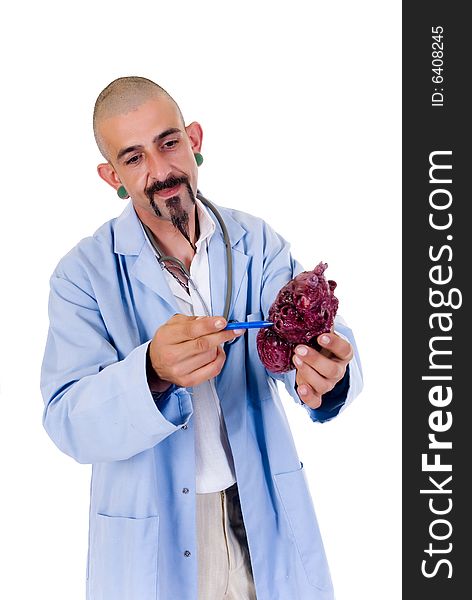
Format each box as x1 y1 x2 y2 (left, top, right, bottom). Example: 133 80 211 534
155 183 181 199
145 176 188 204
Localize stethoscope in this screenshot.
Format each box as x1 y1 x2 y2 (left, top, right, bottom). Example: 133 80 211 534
142 190 233 321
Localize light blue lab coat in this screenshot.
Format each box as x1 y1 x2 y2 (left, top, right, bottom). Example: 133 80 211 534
41 201 362 600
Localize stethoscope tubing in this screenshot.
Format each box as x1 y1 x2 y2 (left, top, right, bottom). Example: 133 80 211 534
196 191 232 321
142 190 233 321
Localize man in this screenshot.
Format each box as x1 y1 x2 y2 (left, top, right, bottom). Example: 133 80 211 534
41 76 362 600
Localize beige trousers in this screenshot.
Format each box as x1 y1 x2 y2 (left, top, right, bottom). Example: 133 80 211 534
196 483 258 600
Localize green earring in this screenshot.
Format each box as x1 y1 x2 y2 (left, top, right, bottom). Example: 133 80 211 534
117 185 128 199
194 152 204 166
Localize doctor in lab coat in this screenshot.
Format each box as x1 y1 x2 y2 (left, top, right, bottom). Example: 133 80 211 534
41 77 363 600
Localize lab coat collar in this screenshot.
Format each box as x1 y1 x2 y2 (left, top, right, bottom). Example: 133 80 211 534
113 199 246 255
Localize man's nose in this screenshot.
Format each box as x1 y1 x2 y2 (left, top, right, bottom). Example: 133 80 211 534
147 150 172 182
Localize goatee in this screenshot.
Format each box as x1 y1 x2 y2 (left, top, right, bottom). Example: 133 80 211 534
146 177 197 250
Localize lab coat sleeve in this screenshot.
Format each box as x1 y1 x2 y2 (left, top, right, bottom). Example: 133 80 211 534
259 222 363 421
41 273 193 464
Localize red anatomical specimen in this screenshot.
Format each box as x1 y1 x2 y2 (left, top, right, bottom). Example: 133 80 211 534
256 262 339 373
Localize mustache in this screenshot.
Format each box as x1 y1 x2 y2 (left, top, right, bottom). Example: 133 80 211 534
145 176 190 203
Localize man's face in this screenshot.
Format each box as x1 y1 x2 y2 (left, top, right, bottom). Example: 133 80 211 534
97 96 202 244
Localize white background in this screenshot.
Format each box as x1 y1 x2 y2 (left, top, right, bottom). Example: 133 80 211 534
0 1 401 598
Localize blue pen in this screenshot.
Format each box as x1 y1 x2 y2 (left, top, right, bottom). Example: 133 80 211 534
224 320 274 330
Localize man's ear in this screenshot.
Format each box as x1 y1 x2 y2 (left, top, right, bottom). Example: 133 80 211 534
97 162 122 192
185 121 203 153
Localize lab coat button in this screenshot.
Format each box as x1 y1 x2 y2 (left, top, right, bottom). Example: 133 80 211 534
182 487 189 494
184 550 191 557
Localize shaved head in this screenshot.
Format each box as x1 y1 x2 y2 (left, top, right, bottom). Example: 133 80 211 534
93 76 185 160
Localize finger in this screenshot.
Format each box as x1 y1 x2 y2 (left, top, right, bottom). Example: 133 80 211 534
317 332 353 362
293 345 346 381
293 356 336 396
168 347 219 380
179 327 245 357
165 315 229 344
176 344 227 387
295 379 322 409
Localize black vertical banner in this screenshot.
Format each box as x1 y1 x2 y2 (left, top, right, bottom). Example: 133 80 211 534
403 3 470 598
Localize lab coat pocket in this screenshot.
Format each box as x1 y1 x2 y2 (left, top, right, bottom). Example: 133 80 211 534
273 464 332 591
89 513 159 600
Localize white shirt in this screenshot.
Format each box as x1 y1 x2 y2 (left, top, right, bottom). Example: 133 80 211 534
142 198 237 493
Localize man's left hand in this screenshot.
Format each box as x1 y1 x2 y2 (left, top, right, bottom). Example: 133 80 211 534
292 331 353 409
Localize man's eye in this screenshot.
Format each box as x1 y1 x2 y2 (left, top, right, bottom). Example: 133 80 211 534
163 139 178 149
125 155 141 165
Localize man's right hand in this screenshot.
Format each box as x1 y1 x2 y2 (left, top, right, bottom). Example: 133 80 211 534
148 314 245 389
